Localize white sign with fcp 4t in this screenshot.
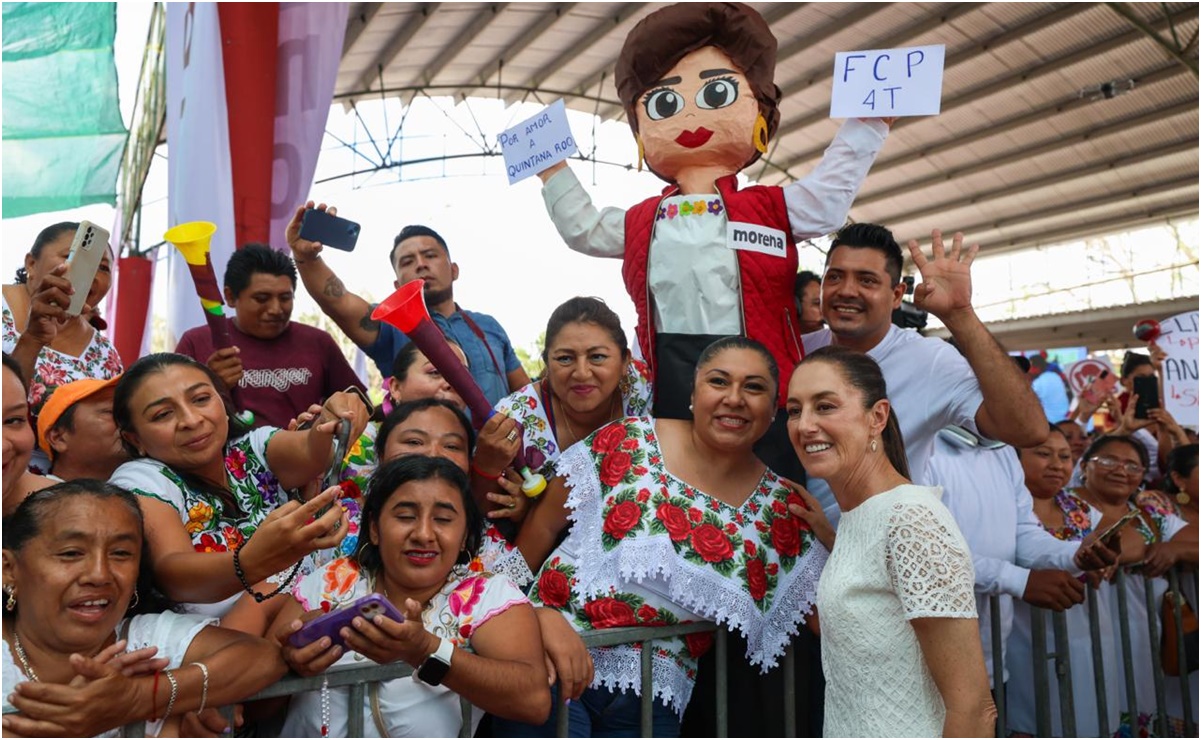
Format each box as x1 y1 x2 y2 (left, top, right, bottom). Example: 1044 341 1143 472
830 44 945 118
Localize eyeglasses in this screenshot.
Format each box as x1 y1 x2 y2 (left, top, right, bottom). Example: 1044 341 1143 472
1088 455 1145 476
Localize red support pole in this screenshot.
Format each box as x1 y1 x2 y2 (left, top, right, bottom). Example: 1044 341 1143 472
112 255 154 363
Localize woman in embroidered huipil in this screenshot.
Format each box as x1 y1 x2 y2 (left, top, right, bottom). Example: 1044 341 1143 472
109 353 369 617
1008 425 1118 737
509 337 826 736
1072 435 1198 736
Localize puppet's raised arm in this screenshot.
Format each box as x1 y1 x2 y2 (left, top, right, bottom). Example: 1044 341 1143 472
540 164 628 258
784 119 889 240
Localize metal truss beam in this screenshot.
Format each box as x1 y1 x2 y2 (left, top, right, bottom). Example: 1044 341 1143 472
342 3 383 60
1105 2 1199 78
774 4 1196 175
854 98 1198 207
349 3 441 98
880 137 1197 226
462 3 576 96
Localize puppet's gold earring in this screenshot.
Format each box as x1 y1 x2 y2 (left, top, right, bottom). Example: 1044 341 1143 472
753 114 769 155
636 136 645 172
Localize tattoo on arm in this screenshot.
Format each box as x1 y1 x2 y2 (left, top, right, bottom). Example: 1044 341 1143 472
323 276 346 299
359 311 380 333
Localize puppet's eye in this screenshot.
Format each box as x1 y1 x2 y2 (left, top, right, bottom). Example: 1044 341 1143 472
643 89 684 121
696 77 739 110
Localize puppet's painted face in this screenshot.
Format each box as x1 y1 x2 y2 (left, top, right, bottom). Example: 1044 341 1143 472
635 46 760 184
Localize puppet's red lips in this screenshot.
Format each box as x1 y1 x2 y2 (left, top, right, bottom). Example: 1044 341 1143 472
675 128 714 148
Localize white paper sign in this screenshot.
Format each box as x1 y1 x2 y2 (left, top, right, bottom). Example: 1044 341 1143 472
1157 310 1199 429
498 99 577 185
1065 357 1115 395
830 44 945 118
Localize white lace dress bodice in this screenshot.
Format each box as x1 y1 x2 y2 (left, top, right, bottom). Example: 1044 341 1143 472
818 484 977 737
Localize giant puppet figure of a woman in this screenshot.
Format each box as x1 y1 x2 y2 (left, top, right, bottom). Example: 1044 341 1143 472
537 2 890 482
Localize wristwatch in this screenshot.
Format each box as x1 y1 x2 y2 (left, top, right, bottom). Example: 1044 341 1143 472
416 637 454 686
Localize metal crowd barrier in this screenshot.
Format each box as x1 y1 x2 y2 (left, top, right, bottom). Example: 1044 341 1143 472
990 564 1197 738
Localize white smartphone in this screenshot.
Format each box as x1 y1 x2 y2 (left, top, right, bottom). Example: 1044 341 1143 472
64 221 110 316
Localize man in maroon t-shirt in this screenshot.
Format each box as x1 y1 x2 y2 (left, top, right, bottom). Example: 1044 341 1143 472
175 243 364 428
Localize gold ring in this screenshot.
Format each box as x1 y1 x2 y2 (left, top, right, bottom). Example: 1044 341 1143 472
508 499 517 509
505 430 519 443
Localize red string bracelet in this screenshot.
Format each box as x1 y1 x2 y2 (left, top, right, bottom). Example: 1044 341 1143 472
149 670 161 721
471 461 501 480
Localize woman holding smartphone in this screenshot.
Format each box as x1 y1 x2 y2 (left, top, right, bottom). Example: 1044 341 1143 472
1073 434 1198 734
3 222 122 471
274 455 550 737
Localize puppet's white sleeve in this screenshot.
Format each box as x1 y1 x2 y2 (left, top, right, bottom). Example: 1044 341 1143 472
784 118 888 239
541 167 628 258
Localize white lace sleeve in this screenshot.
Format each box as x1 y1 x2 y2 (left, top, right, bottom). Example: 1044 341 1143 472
885 499 977 620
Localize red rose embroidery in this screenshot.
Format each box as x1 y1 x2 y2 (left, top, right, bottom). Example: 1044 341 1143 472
584 597 637 629
592 424 628 454
771 516 801 558
744 540 757 557
746 558 768 601
636 487 651 503
621 438 639 451
637 604 659 623
196 533 226 553
786 492 804 511
724 522 738 536
656 503 692 542
526 397 537 409
599 451 633 487
771 500 787 515
766 562 779 576
688 508 704 524
690 524 734 563
685 631 714 658
754 520 769 533
603 500 642 540
537 568 571 608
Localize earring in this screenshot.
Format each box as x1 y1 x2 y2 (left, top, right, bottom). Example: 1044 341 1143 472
870 439 878 453
128 588 139 610
4 586 15 612
688 403 694 412
753 114 769 155
636 135 645 172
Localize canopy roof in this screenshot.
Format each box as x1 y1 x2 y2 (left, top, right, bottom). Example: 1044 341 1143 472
334 2 1199 257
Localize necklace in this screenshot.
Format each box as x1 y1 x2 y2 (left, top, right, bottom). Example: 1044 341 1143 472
11 631 40 682
556 392 621 447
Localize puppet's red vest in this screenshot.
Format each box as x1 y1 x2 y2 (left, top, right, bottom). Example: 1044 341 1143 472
622 174 803 408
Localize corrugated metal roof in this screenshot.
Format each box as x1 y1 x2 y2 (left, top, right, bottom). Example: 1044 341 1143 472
335 2 1199 257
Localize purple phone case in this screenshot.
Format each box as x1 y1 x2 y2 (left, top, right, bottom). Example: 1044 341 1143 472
289 593 404 649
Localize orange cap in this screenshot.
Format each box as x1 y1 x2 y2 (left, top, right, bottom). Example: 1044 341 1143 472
37 376 121 458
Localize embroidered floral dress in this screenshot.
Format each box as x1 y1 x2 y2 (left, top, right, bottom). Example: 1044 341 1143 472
527 416 827 716
1009 490 1119 737
2 298 124 417
109 427 307 617
493 359 652 479
282 557 529 738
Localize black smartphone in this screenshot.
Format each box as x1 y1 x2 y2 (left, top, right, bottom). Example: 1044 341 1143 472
299 208 360 251
1132 375 1160 419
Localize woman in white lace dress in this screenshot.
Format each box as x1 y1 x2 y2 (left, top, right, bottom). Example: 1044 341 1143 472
785 346 995 737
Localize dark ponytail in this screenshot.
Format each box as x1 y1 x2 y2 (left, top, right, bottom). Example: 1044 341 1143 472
801 346 910 478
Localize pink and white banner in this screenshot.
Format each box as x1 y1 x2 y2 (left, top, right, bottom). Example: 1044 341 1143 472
157 2 346 347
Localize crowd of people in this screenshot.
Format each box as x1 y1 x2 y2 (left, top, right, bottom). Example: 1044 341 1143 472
2 3 1196 738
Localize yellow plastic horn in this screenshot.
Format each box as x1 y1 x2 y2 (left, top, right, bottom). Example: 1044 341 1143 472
163 221 217 266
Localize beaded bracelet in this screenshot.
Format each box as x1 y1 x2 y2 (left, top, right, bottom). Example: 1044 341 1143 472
233 538 302 603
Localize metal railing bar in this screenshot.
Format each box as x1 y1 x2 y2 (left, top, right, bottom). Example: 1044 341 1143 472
1087 583 1111 737
1051 609 1077 737
555 686 570 737
715 629 729 738
1114 570 1140 725
1143 575 1169 737
348 682 365 736
640 639 654 737
989 596 1007 736
1031 605 1052 736
1168 568 1195 737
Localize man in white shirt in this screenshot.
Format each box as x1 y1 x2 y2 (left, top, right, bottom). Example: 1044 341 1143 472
801 223 1049 525
928 426 1089 687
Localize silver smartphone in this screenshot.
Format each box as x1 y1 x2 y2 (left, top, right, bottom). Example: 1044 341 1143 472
64 221 110 316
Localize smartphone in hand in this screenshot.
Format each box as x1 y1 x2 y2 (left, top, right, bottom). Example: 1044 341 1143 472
289 594 404 650
64 221 110 316
1132 375 1160 419
299 209 361 251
